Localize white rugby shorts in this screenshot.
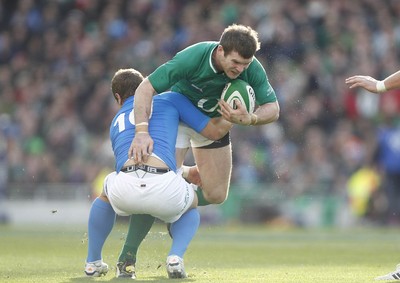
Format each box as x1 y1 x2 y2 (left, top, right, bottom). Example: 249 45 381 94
104 170 194 223
176 122 213 148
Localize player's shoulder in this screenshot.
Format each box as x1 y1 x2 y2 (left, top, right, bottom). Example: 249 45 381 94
240 57 267 83
173 42 217 69
180 41 218 54
248 56 266 72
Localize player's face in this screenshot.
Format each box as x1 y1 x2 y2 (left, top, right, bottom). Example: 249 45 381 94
219 49 253 79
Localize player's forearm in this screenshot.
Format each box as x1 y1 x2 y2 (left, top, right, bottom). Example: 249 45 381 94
382 70 400 91
253 101 280 125
134 79 156 131
210 117 233 139
202 117 232 140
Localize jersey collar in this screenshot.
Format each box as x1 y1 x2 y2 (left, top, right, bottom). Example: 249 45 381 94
209 46 218 73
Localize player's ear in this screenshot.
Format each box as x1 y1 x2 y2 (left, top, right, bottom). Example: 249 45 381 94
217 45 225 55
114 93 122 105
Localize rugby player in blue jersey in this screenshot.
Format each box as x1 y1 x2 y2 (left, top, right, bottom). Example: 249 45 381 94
84 68 232 279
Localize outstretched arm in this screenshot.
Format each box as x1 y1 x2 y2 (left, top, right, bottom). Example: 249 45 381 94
345 70 400 93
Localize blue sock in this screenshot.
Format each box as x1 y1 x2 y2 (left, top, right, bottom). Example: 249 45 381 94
86 198 116 262
168 208 200 258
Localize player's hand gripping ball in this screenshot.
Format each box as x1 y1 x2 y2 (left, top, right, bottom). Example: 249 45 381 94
221 79 255 113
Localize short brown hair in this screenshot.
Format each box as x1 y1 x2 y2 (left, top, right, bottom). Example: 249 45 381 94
219 24 260 59
111 68 144 102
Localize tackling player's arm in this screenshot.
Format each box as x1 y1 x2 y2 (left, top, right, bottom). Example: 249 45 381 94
129 77 156 163
201 117 232 140
130 50 193 163
134 78 156 124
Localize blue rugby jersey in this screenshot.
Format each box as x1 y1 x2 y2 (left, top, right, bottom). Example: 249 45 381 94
110 92 210 172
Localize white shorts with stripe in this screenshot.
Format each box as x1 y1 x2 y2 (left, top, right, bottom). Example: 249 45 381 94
104 170 195 223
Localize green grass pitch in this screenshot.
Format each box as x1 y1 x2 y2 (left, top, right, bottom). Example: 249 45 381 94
0 222 399 282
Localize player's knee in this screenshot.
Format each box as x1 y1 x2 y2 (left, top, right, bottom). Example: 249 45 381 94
204 190 227 204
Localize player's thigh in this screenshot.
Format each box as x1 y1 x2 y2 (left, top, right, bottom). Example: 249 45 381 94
192 144 232 193
176 123 200 168
176 147 189 168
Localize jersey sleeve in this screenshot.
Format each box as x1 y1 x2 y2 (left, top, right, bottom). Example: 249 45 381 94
243 57 277 105
165 92 210 133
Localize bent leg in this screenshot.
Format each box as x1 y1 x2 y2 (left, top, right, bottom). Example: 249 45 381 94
118 214 155 263
192 144 232 204
168 208 200 257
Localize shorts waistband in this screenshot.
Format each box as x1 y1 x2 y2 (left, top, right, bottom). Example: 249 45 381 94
121 164 171 174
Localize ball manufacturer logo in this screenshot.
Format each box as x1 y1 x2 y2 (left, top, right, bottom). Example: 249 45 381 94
246 85 255 113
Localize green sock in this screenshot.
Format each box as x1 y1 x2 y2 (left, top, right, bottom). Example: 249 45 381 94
118 214 155 263
196 187 211 206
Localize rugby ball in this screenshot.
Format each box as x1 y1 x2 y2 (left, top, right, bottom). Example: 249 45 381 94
221 79 255 113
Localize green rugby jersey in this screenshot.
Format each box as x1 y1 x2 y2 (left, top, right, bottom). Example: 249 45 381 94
148 41 277 117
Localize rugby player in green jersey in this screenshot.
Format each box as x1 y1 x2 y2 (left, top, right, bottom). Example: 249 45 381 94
118 24 280 275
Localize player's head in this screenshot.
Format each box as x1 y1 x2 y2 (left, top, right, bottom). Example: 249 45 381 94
219 24 260 58
111 68 144 105
216 24 260 79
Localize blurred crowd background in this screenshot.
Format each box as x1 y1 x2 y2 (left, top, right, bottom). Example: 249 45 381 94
1 0 400 226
